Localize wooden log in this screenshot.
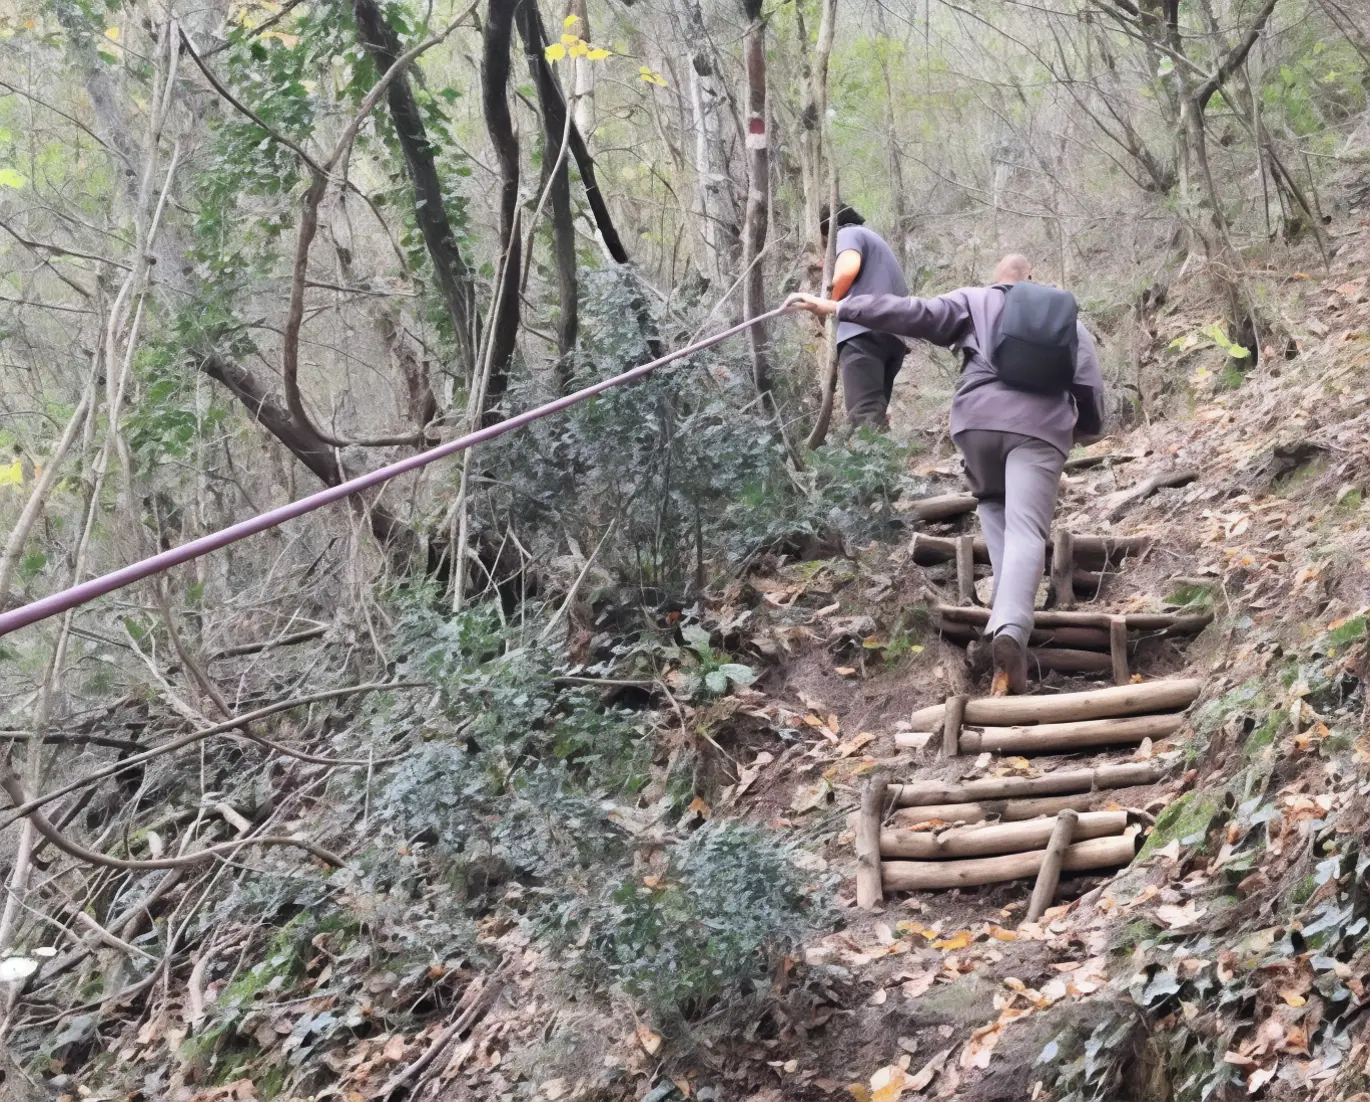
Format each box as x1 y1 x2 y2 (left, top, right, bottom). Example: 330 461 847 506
955 535 977 606
942 694 966 759
908 679 1202 730
1110 615 1129 687
1027 647 1111 674
933 604 1212 634
892 760 1166 807
1051 530 1076 611
856 775 886 910
908 493 978 521
880 810 1125 860
957 712 1185 755
1073 568 1104 600
890 793 1104 827
1026 810 1078 921
936 619 1113 652
1104 468 1198 521
910 534 1151 571
1063 452 1139 471
882 833 1139 892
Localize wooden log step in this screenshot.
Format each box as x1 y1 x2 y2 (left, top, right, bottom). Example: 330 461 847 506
892 760 1166 808
880 810 1127 860
911 534 1150 571
889 792 1103 827
907 493 978 521
957 713 1186 755
935 619 1113 651
933 604 1212 634
1026 810 1079 920
909 679 1201 730
882 833 1140 892
1027 648 1112 675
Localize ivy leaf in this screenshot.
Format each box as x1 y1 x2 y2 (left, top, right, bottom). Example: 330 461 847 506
544 42 566 61
717 662 757 687
704 669 728 695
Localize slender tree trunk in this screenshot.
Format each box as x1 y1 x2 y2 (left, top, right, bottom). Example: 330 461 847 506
680 0 733 285
565 0 595 139
516 2 579 376
353 0 479 380
740 0 772 396
482 0 523 405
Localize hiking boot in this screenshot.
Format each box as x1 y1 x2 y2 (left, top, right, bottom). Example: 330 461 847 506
990 631 1028 696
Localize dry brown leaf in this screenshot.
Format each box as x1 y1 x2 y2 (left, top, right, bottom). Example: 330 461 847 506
686 795 711 819
907 1047 952 1092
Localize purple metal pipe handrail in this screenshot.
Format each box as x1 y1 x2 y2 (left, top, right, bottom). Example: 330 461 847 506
0 305 792 639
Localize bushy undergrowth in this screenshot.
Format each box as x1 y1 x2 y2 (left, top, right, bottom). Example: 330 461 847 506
348 594 829 1028
542 819 821 1027
472 269 927 598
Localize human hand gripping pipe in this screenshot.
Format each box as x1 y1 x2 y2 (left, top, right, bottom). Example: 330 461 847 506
0 305 794 639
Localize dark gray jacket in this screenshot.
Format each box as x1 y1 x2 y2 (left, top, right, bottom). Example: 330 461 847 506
836 285 1105 457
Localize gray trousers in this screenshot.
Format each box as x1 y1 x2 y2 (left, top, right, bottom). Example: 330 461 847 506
840 332 907 427
954 430 1066 646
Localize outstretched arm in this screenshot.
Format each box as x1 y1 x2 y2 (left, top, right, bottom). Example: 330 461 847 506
1071 323 1106 442
785 290 972 348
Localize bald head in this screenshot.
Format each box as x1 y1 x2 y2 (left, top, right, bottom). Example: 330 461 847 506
992 254 1033 284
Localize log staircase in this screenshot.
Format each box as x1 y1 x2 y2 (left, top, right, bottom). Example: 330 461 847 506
854 493 1212 918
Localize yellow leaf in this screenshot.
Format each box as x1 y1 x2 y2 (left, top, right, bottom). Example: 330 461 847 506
561 32 580 45
931 930 973 951
563 13 580 27
0 461 22 486
985 925 1018 942
104 26 120 40
1279 990 1307 1007
586 47 611 60
544 42 566 61
848 1087 872 1102
569 40 588 57
869 1065 907 1102
639 65 667 87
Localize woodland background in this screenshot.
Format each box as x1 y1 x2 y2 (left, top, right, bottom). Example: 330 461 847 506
1 0 1369 1098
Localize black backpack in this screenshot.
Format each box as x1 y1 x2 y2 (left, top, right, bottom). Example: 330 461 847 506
990 281 1078 394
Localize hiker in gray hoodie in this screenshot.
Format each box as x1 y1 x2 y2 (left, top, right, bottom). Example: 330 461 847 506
784 255 1105 695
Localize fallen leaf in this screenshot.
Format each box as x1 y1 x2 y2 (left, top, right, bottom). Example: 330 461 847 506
635 1025 662 1055
835 666 858 677
1246 1066 1276 1093
869 1063 907 1102
907 1047 951 1091
985 925 1018 942
1279 990 1307 1008
686 795 711 819
1156 900 1205 929
931 931 974 951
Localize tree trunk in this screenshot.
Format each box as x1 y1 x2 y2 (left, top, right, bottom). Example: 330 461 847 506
565 0 595 139
740 0 772 396
481 0 523 400
516 4 579 375
679 0 734 285
353 0 479 380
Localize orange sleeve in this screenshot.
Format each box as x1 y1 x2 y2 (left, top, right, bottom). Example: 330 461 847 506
832 249 862 300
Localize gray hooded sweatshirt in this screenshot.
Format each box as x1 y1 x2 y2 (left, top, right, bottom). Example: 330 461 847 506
836 285 1105 458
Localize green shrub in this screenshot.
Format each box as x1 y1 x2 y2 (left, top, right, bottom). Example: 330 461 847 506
542 821 826 1026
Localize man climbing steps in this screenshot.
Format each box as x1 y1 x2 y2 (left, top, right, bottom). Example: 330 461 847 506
786 254 1105 694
